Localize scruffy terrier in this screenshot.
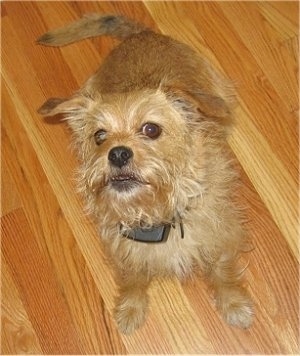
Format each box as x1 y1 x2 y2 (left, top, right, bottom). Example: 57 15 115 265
37 14 253 334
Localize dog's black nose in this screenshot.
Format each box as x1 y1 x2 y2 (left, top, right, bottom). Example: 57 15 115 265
108 146 133 168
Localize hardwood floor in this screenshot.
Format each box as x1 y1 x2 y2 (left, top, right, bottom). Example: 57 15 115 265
1 1 298 354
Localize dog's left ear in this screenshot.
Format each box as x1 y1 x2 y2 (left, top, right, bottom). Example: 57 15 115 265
164 85 233 127
38 95 91 117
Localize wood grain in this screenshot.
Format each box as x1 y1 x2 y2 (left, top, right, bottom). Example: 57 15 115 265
2 258 42 354
1 1 299 354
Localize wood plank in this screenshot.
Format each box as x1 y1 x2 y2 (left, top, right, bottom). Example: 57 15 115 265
219 2 298 114
258 2 298 42
258 3 299 75
228 103 298 257
149 279 213 354
268 1 299 27
1 158 22 217
1 209 84 354
1 258 42 354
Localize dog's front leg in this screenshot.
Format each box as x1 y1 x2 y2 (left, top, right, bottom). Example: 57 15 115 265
114 270 152 334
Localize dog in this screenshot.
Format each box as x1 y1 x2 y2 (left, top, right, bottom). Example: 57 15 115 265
37 14 253 334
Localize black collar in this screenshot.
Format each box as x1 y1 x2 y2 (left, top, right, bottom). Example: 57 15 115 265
120 220 184 243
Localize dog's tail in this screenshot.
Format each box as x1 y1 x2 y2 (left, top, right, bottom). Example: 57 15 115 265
37 14 148 46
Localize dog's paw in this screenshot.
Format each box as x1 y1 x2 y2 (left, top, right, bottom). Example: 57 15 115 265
222 299 254 328
114 296 148 334
216 287 254 329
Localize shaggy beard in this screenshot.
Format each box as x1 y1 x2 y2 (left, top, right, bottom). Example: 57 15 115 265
77 155 205 230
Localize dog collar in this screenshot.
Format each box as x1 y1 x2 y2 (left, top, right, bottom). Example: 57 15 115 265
120 221 184 243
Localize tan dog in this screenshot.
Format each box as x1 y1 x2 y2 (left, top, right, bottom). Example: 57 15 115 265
37 14 253 334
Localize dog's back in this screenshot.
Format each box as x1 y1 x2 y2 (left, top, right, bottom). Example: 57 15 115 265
37 13 235 118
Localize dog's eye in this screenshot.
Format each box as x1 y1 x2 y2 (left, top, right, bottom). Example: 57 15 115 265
141 123 161 139
94 129 107 145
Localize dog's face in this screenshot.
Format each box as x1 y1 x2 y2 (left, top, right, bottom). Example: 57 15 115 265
39 88 229 225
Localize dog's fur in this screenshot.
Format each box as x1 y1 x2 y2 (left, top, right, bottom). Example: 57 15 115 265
37 14 253 334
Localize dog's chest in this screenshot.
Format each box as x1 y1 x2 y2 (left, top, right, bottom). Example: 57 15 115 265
115 228 198 279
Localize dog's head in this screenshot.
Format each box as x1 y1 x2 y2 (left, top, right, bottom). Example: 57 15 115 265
38 87 231 226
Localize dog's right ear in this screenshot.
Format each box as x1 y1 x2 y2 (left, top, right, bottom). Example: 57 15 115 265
38 95 91 117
